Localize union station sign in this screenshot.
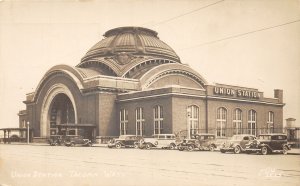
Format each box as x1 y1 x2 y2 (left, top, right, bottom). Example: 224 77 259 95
213 86 261 99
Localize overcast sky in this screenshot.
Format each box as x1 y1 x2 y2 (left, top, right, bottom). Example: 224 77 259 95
0 0 299 128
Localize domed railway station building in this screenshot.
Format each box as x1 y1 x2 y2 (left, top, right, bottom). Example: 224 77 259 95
17 27 284 142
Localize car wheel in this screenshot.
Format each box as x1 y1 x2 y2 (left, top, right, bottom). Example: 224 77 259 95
234 146 241 154
209 145 215 152
261 146 268 155
115 143 122 149
282 146 288 155
169 143 176 150
145 143 152 150
220 149 226 153
178 146 184 151
70 143 75 147
187 145 194 152
134 143 139 149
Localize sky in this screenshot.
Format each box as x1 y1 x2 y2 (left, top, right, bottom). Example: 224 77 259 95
0 0 299 128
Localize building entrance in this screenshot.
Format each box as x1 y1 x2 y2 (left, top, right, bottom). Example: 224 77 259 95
49 93 75 136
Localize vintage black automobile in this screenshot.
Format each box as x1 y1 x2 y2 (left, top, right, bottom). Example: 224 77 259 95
220 134 256 154
108 135 143 148
48 135 64 146
245 133 290 155
178 134 217 151
64 135 92 147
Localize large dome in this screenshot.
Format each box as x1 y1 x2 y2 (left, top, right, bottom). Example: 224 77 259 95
81 27 180 63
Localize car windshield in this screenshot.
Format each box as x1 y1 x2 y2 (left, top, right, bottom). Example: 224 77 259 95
271 135 287 140
166 135 175 139
207 135 215 139
230 135 244 140
158 135 165 139
126 136 137 140
258 135 271 140
119 135 132 140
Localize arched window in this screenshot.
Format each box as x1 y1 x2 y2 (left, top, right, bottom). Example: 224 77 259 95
248 110 257 135
188 105 199 136
136 107 145 136
120 109 128 135
233 109 242 135
217 107 227 137
267 111 274 133
153 105 163 134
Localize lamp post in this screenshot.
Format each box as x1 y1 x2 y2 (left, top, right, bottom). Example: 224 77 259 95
187 107 191 139
27 121 30 144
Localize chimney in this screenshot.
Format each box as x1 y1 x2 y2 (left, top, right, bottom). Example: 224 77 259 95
274 89 283 103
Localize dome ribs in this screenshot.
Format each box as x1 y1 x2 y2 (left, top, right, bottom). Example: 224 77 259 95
80 26 180 66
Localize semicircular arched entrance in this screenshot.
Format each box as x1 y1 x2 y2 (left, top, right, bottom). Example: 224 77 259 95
40 83 78 137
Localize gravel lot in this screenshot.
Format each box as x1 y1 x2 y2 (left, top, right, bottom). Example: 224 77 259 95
0 144 299 186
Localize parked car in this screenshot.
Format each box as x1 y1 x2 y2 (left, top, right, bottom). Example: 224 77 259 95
108 135 143 148
245 133 290 155
220 134 256 154
9 134 21 142
48 135 64 146
139 134 177 150
178 133 217 151
64 135 92 147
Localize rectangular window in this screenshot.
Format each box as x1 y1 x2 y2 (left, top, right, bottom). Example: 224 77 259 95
136 108 145 136
188 105 199 136
248 110 256 136
154 106 163 134
120 109 128 135
233 109 242 135
267 111 274 133
217 107 227 137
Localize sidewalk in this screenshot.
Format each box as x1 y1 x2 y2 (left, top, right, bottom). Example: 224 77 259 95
288 148 300 155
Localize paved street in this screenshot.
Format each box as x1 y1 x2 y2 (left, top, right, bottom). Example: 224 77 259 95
0 144 299 186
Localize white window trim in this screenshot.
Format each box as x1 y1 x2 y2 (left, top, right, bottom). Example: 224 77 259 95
153 106 163 135
188 105 199 135
120 109 128 135
233 109 242 134
136 108 145 136
217 107 227 137
248 110 257 135
267 111 274 133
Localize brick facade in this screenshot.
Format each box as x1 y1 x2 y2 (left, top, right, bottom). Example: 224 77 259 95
18 27 285 140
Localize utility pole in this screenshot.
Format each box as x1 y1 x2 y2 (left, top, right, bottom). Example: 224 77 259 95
27 121 30 144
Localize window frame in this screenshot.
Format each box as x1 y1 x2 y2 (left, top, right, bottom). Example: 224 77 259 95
153 105 163 135
233 108 243 135
248 109 257 136
267 111 274 133
188 105 199 136
135 107 145 136
120 109 128 135
216 107 227 137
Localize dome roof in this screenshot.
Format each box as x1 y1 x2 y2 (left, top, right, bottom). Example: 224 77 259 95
81 27 180 63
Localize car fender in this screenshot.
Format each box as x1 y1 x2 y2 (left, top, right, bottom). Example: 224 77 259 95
282 144 291 150
232 144 244 151
259 143 273 151
115 141 125 146
210 143 217 148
